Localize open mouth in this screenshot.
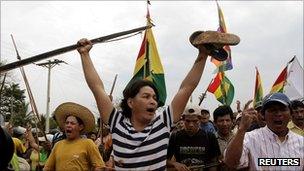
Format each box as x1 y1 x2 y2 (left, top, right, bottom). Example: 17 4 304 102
66 130 72 134
147 108 155 113
273 121 283 125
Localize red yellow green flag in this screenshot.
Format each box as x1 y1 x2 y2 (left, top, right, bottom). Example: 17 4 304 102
207 72 234 105
127 7 166 106
253 67 264 107
211 1 233 72
270 66 287 93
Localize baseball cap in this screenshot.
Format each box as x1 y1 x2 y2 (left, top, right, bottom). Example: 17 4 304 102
261 92 291 113
183 104 201 116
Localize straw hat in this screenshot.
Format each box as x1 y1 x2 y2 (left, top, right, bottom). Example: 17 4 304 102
189 31 240 61
189 30 240 47
54 102 95 134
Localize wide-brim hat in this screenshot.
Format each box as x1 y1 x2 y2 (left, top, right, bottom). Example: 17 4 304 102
190 31 240 47
54 102 95 134
189 31 240 61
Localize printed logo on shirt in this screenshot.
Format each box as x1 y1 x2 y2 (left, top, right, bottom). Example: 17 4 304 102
180 146 205 155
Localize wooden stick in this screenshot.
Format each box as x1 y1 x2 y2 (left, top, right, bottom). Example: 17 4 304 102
198 78 214 106
188 162 221 170
0 25 151 73
11 35 48 141
109 74 118 97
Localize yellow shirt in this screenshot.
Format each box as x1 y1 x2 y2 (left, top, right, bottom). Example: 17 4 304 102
44 138 104 171
12 137 26 154
288 121 304 136
30 150 39 171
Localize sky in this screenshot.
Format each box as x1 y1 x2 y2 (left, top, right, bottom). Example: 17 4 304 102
1 1 303 120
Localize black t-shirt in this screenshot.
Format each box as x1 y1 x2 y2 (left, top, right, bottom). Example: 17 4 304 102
167 129 221 167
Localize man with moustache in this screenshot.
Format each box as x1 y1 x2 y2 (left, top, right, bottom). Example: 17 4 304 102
76 30 239 170
224 92 304 170
76 38 212 170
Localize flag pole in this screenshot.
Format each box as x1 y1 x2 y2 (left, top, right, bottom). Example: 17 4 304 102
286 55 296 77
0 25 152 73
220 72 228 105
198 78 214 106
109 74 118 98
283 55 297 92
96 74 118 142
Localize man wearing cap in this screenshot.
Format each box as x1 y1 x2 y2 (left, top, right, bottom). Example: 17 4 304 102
43 102 104 171
200 109 217 134
224 92 304 170
167 105 221 171
288 100 304 136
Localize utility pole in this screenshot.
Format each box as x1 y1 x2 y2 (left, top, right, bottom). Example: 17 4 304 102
37 59 66 133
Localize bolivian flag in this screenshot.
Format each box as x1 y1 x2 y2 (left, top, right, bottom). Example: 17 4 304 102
253 67 264 107
127 14 166 106
270 66 287 93
207 72 234 105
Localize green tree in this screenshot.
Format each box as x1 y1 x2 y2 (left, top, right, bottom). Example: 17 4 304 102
10 102 34 127
0 83 26 122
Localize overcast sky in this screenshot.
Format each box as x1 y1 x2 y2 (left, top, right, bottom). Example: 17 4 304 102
1 1 303 120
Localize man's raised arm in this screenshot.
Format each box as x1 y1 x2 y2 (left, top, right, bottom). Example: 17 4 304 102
77 38 113 124
171 46 209 123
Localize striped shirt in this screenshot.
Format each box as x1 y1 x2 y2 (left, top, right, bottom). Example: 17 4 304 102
234 126 304 170
108 106 173 171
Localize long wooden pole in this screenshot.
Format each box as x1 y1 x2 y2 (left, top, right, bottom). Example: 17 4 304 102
109 74 118 97
0 25 151 73
11 35 48 141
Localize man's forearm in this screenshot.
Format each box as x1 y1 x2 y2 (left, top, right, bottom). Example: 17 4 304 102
171 50 208 122
179 53 207 92
224 128 246 168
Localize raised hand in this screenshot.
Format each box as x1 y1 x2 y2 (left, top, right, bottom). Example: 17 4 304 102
239 100 257 131
236 100 241 112
197 45 210 61
77 38 92 54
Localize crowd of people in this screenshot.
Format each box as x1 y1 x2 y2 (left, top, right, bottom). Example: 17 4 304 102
0 34 303 171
